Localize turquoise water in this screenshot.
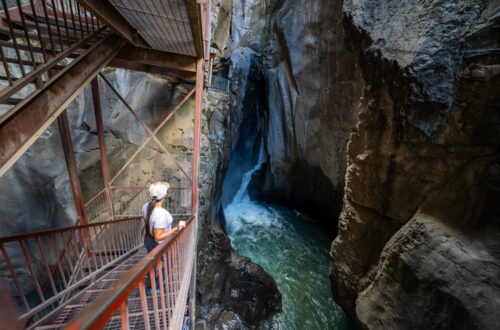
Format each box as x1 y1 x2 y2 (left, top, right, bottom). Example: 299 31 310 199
224 200 351 330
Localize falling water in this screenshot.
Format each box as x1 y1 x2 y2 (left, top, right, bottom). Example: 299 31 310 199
223 145 351 329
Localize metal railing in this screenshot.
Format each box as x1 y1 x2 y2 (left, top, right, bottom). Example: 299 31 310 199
210 75 230 93
85 186 193 224
0 0 103 116
0 217 143 327
65 216 196 329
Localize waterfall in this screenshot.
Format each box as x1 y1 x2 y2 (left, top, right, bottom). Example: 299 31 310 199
230 140 267 204
223 142 350 329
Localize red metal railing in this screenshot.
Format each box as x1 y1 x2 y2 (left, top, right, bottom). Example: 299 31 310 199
0 217 143 326
65 216 196 329
0 0 208 327
0 0 102 112
85 186 193 224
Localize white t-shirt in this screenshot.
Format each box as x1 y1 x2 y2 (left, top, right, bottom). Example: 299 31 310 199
142 203 173 243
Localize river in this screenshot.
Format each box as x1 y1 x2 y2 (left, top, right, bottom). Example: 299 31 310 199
223 149 351 329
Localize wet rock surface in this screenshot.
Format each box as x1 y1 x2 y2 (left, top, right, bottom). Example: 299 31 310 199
196 222 281 329
196 88 282 329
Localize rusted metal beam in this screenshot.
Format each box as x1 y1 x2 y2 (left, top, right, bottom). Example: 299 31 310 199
100 72 195 184
186 0 204 59
57 110 88 225
91 77 114 218
0 27 106 124
108 58 196 80
99 72 194 182
114 46 197 72
0 33 124 177
191 58 203 215
77 0 150 48
188 59 203 327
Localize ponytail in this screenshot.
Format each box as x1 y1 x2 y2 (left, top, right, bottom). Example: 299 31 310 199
144 200 156 238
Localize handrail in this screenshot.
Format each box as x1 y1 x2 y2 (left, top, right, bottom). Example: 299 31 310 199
0 217 141 243
0 0 104 122
0 217 144 325
84 186 193 224
64 215 196 329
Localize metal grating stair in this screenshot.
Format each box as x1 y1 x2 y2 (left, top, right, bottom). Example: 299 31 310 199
33 249 150 329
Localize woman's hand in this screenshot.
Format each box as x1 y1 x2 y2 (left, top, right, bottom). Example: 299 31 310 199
178 221 186 229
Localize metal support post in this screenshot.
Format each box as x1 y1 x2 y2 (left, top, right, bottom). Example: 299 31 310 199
91 77 114 218
57 111 88 225
192 58 203 216
189 58 204 327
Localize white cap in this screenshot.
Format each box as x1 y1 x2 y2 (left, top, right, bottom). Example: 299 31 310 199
149 182 169 201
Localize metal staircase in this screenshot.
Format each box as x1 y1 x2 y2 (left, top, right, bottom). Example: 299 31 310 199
0 0 211 328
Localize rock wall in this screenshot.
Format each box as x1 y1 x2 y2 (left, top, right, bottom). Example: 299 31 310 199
0 70 184 235
0 70 195 293
225 0 500 327
330 0 500 328
259 0 363 228
195 1 282 328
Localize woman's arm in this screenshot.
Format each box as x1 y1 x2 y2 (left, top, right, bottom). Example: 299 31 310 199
153 227 179 242
152 221 186 242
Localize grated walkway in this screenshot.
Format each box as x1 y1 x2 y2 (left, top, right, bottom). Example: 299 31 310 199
31 248 172 329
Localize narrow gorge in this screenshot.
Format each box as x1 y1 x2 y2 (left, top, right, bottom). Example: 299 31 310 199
197 0 500 328
0 0 498 329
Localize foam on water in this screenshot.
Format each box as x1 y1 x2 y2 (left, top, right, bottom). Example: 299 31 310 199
225 201 351 329
223 138 350 329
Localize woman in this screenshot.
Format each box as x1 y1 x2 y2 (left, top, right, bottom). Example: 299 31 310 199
142 181 185 294
143 181 185 251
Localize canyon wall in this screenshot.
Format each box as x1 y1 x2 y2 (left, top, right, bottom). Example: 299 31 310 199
331 0 500 328
230 0 500 328
260 0 363 227
195 1 282 329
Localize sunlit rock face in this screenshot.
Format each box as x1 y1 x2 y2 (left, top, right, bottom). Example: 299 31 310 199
0 70 182 236
330 0 500 328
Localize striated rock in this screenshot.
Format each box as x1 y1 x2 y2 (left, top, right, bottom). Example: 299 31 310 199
356 214 500 329
330 0 500 327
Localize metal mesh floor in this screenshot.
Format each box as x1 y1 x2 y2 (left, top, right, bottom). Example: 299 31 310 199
33 248 156 329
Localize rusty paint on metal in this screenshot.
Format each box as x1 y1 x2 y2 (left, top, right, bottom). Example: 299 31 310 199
91 77 114 218
58 110 88 225
0 33 124 177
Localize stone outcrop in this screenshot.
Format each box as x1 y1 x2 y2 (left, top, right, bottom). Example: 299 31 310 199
196 220 281 329
330 0 500 328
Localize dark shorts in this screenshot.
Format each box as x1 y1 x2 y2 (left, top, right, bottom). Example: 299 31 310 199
144 234 159 252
